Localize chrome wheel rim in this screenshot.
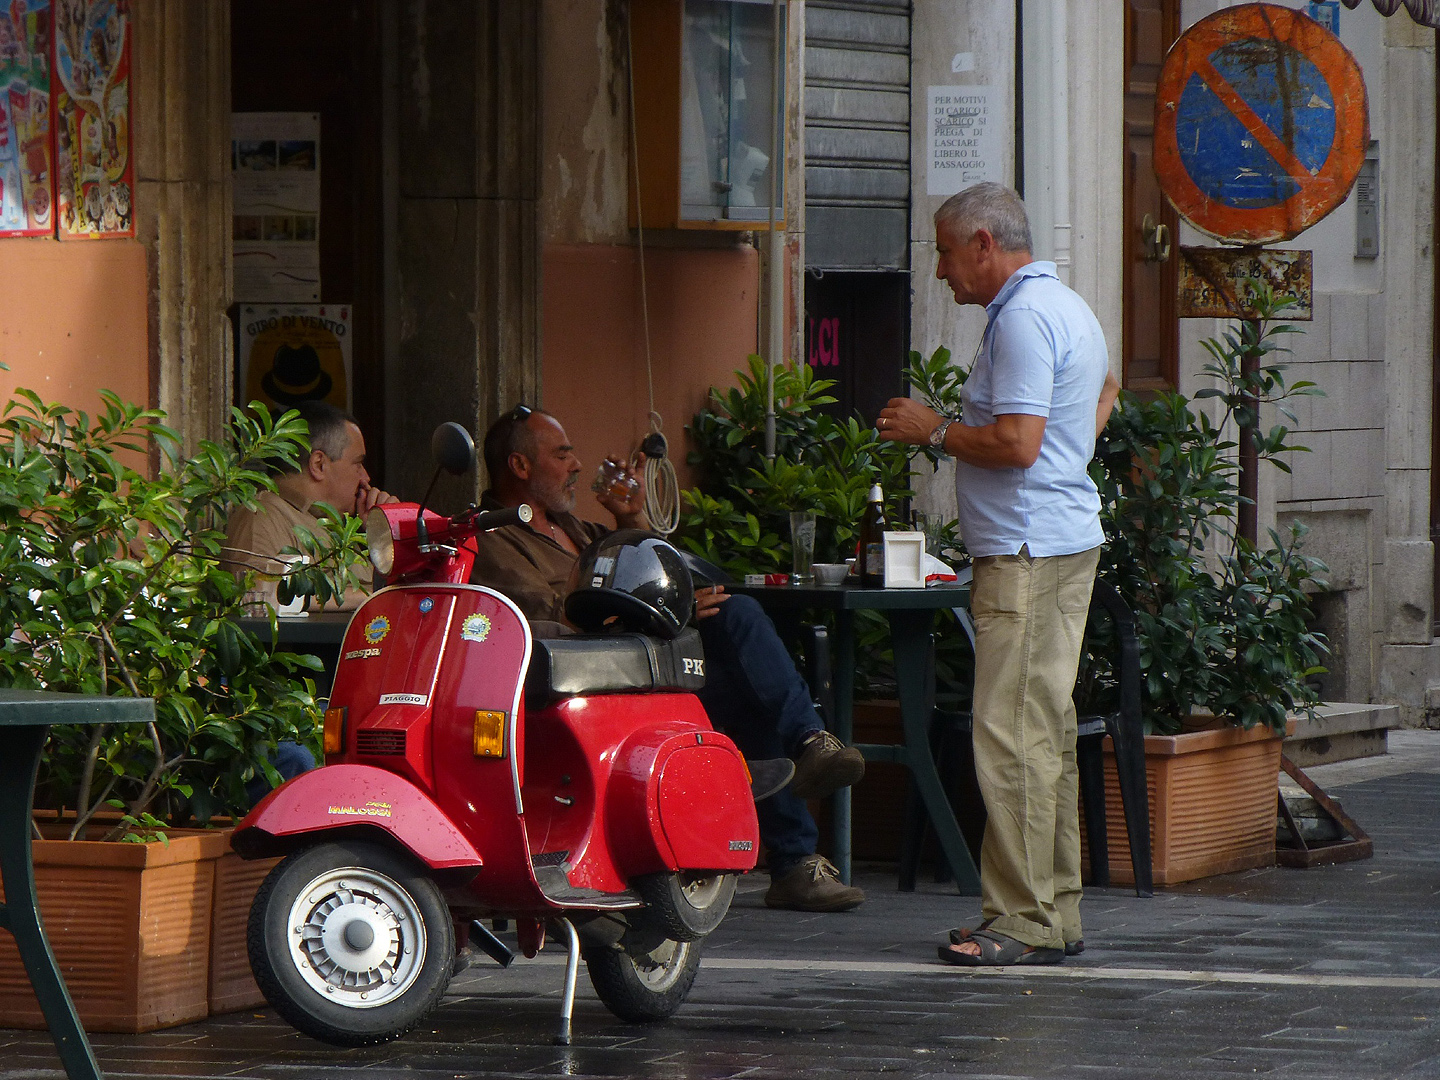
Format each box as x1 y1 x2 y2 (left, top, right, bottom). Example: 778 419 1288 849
679 874 727 911
629 938 691 992
285 865 427 1009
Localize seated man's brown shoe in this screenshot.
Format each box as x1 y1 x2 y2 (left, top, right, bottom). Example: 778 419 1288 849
764 855 865 912
789 730 865 800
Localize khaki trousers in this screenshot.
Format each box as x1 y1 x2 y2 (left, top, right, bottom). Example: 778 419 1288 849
969 545 1100 949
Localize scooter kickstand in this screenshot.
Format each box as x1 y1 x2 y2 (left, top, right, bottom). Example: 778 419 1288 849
555 918 581 1046
468 920 516 967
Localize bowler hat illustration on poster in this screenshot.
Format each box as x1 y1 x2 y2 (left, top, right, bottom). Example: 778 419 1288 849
262 343 333 405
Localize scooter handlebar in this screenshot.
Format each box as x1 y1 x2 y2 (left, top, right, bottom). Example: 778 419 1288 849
468 504 534 532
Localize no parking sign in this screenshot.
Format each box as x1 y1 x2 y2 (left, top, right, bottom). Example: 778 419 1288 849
1154 4 1368 245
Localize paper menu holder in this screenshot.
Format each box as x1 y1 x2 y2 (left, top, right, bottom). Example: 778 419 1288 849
882 531 926 588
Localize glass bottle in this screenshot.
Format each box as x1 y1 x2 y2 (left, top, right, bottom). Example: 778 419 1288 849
858 483 886 588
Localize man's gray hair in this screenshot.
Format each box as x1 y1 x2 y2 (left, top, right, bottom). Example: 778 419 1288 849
293 400 357 461
934 182 1033 253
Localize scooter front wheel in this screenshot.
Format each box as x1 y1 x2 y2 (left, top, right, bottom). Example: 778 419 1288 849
583 935 702 1023
247 840 455 1047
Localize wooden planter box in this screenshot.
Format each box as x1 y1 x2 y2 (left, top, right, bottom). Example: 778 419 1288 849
0 827 231 1032
209 848 280 1015
1081 723 1288 887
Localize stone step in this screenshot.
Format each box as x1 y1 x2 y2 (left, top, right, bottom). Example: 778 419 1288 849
1284 702 1398 767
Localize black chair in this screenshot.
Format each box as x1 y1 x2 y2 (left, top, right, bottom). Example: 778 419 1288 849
898 577 1154 898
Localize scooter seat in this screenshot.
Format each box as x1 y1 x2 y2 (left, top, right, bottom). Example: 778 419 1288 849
525 627 706 705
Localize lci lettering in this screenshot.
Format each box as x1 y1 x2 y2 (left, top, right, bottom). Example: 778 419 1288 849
807 316 840 368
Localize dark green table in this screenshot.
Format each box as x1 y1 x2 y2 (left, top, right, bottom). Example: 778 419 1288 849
0 690 155 1080
726 582 978 893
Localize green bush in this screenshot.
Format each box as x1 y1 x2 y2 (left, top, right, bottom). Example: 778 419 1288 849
0 388 363 837
1079 290 1329 735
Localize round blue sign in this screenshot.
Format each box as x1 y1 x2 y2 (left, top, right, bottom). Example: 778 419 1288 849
1176 40 1335 209
1155 4 1368 244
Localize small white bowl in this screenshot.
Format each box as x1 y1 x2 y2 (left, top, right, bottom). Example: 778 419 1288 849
814 562 850 586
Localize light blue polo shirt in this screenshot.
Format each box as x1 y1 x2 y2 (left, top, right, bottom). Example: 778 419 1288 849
954 261 1108 559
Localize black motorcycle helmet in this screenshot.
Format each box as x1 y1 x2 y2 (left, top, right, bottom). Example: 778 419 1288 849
564 530 694 639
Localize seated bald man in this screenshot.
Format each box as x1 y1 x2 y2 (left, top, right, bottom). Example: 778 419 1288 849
469 404 867 913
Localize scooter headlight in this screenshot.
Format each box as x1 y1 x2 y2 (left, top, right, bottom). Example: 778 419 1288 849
365 508 395 576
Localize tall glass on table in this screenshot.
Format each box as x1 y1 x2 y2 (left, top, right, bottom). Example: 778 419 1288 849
789 510 816 586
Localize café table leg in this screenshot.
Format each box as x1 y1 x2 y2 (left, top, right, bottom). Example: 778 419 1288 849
830 610 856 885
0 725 105 1080
887 609 981 895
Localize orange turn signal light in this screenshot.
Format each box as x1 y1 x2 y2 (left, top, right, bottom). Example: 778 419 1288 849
473 710 506 758
323 707 347 755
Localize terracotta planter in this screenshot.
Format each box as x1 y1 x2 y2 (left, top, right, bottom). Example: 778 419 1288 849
0 827 230 1032
1081 722 1289 887
208 848 280 1015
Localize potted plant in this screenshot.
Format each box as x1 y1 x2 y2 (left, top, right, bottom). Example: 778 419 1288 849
0 384 362 1030
678 352 972 860
1077 289 1329 885
680 351 971 688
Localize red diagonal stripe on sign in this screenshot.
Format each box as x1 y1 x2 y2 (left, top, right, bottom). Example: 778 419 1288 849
1195 57 1316 184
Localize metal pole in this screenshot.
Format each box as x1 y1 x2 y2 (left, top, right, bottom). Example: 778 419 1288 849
763 0 784 460
1238 318 1259 546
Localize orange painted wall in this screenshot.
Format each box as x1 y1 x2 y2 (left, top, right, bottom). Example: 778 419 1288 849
0 239 150 415
542 243 759 522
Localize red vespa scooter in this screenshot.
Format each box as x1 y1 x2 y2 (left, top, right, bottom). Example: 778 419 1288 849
233 423 759 1047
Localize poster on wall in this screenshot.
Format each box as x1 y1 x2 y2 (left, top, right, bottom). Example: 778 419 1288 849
925 85 1000 197
52 0 132 239
237 304 351 415
232 112 321 303
0 0 53 237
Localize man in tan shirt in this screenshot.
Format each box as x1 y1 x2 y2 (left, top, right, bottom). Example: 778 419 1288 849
223 401 397 611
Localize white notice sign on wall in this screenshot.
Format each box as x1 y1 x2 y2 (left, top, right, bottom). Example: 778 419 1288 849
926 86 998 196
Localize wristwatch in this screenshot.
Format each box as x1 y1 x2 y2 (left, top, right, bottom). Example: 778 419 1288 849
928 418 953 451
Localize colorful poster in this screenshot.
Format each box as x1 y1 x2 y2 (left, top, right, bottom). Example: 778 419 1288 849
232 112 321 302
52 0 132 239
238 304 352 414
0 0 53 237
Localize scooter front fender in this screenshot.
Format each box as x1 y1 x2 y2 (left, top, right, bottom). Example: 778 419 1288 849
231 764 484 874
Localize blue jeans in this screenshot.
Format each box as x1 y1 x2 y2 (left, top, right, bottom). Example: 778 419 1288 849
244 740 316 808
696 593 822 876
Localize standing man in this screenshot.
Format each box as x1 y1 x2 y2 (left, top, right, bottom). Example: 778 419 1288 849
470 405 868 913
878 183 1119 965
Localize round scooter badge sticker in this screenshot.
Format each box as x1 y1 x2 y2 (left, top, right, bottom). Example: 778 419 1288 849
461 613 491 643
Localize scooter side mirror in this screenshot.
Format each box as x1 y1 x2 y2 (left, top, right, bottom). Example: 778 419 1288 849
431 422 476 475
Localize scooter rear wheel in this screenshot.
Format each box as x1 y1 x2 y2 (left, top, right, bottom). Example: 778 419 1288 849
633 871 738 942
247 839 454 1047
583 934 702 1023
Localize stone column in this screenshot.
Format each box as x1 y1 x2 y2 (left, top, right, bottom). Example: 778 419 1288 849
131 0 233 456
391 0 542 502
907 0 1016 520
1377 17 1439 725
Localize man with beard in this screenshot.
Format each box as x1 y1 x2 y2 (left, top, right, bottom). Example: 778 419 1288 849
470 405 868 912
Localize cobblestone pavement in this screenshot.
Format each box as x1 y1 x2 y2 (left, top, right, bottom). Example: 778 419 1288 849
3 733 1438 1079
